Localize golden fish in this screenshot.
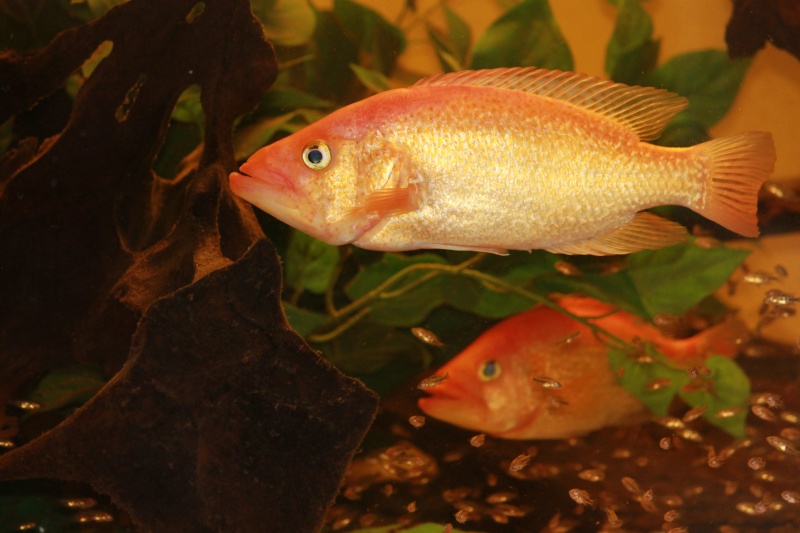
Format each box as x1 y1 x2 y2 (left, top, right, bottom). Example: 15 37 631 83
417 297 745 439
230 67 775 255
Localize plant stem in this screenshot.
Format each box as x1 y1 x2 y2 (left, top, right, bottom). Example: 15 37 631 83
310 253 485 341
460 269 632 350
308 307 372 344
329 252 485 319
310 250 633 350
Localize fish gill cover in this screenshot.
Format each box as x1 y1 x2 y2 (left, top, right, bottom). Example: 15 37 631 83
0 0 798 532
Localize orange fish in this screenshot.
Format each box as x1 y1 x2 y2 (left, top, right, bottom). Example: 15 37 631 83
230 67 775 255
417 297 743 439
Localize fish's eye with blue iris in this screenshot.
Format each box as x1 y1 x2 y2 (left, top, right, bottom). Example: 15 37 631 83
478 359 501 382
302 141 331 170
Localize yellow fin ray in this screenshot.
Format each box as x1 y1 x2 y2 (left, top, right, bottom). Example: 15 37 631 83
545 212 687 256
344 187 420 223
692 132 775 237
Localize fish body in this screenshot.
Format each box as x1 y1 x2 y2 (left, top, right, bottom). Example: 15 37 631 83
417 297 743 440
231 67 775 255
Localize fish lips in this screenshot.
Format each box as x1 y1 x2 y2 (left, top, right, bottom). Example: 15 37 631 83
417 379 485 427
229 163 316 228
230 160 299 200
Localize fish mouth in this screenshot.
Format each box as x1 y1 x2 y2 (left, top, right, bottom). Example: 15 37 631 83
417 378 473 412
229 164 317 233
230 161 297 198
229 161 371 247
417 381 492 435
418 377 466 401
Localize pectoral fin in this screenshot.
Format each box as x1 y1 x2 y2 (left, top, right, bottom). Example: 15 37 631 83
362 186 420 217
347 142 425 222
545 212 687 256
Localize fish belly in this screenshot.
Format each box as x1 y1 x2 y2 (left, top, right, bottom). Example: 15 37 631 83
355 86 703 252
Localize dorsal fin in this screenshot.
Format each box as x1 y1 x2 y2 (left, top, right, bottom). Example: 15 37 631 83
411 67 688 141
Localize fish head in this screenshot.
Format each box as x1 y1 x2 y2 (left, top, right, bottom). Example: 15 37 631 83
418 342 541 436
229 119 383 245
229 93 415 246
417 300 645 440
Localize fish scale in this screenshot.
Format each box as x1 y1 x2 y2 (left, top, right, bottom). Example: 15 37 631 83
230 66 774 255
357 87 686 251
417 296 746 439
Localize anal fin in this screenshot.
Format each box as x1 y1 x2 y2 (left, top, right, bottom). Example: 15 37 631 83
346 141 426 223
545 212 688 256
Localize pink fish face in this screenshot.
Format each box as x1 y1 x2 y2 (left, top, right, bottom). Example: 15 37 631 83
229 68 774 255
418 328 547 437
229 91 420 247
230 125 377 245
418 297 743 440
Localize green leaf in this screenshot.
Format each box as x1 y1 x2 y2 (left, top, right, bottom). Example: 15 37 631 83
580 269 649 317
349 64 392 93
679 355 749 437
427 27 462 73
66 40 114 99
346 253 448 299
285 230 339 294
649 50 752 128
346 253 448 327
654 117 710 148
322 321 423 376
86 0 125 18
81 39 113 78
282 302 328 337
626 241 749 317
608 345 688 416
233 111 300 161
605 0 659 85
444 6 471 65
253 0 316 47
444 276 534 319
307 8 359 101
153 121 203 179
427 6 471 72
171 84 205 132
27 366 106 414
470 0 573 71
333 0 406 74
443 251 557 318
262 89 334 113
609 347 748 437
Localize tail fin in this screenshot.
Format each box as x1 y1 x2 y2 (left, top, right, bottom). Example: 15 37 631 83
694 317 748 359
662 317 747 366
695 132 775 237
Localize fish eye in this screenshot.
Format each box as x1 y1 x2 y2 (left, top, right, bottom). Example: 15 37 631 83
302 141 331 170
478 360 501 382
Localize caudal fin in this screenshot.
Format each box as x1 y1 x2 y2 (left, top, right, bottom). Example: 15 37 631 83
663 316 747 366
695 132 775 237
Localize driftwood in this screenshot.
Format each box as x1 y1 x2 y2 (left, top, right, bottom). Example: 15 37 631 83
0 0 377 531
727 0 800 58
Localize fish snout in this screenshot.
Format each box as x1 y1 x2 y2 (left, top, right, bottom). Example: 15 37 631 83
234 160 296 192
